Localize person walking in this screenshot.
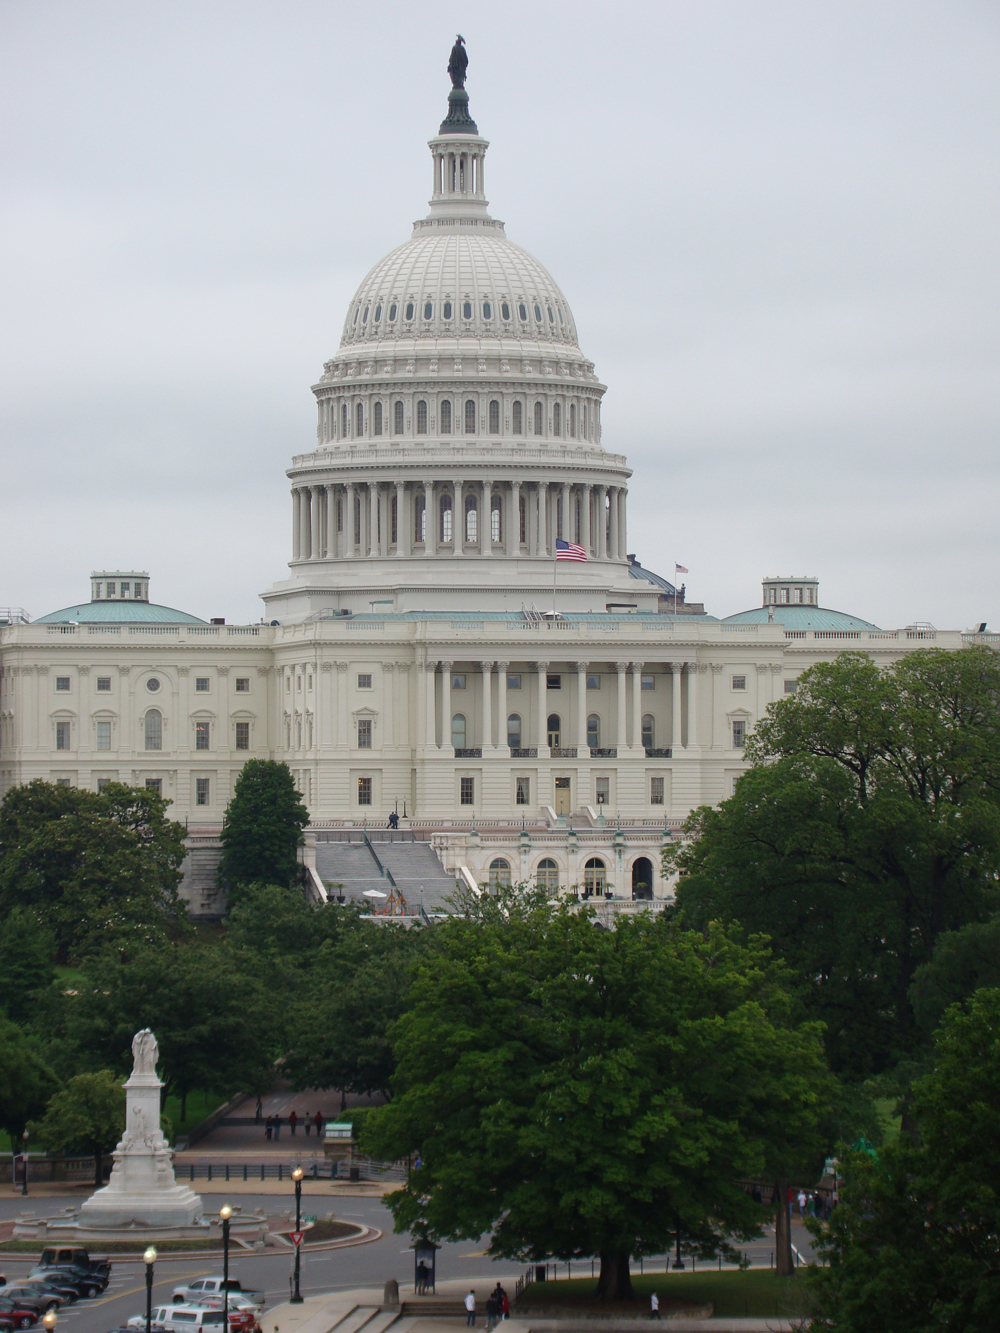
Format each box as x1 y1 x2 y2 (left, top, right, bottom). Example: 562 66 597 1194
314 1111 323 1137
485 1293 497 1331
650 1292 661 1320
273 1114 281 1140
264 1115 273 1141
500 1289 509 1321
289 1110 298 1136
255 1096 263 1123
465 1291 476 1328
388 811 399 830
797 1189 807 1217
304 1112 311 1137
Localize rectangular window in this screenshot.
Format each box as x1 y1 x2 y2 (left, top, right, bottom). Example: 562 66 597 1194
732 675 746 691
195 721 210 750
641 674 656 690
650 776 664 805
595 777 609 805
97 778 111 792
732 720 746 748
358 776 372 806
357 718 372 748
96 720 112 751
357 673 372 689
784 679 798 694
460 776 475 805
451 673 466 689
196 777 210 805
547 674 561 690
515 776 530 805
55 720 71 750
235 721 250 750
235 678 249 693
97 676 112 692
145 778 162 796
195 678 210 692
507 674 521 689
106 582 116 596
56 777 71 787
586 673 601 690
56 676 70 692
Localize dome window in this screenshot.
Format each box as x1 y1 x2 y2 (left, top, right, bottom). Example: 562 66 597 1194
488 399 500 434
534 401 544 436
374 402 383 436
440 400 452 434
465 493 478 544
553 403 561 436
512 401 523 435
389 303 397 321
570 403 577 437
394 400 404 435
518 302 528 322
374 304 382 322
464 399 477 434
443 301 453 320
362 304 370 324
353 306 360 326
146 677 161 693
463 301 473 320
416 400 428 435
440 493 453 544
356 402 364 436
405 302 414 321
423 301 433 320
501 302 511 321
534 303 542 322
341 403 348 436
547 305 554 323
482 301 492 320
557 306 564 325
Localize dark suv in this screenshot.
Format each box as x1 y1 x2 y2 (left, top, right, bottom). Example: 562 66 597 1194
29 1269 104 1300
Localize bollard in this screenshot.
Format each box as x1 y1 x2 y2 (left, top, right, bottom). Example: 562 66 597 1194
279 1163 283 1181
261 1164 265 1181
226 1165 230 1181
208 1164 212 1182
244 1165 248 1182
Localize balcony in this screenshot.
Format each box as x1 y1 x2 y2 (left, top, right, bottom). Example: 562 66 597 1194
589 747 617 759
509 747 538 758
454 748 482 759
549 747 578 759
645 747 672 758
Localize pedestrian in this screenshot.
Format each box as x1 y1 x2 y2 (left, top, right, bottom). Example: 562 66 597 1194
465 1291 476 1328
304 1113 311 1137
264 1115 273 1141
787 1184 794 1219
500 1289 509 1321
751 1184 762 1204
485 1294 497 1331
388 811 399 830
314 1111 323 1137
274 1115 281 1140
797 1189 807 1217
255 1096 263 1123
289 1110 298 1136
650 1292 660 1321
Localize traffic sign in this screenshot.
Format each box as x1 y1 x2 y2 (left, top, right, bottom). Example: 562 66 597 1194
289 1231 304 1247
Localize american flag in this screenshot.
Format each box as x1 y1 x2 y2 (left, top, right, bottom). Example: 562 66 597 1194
556 539 587 561
675 563 689 574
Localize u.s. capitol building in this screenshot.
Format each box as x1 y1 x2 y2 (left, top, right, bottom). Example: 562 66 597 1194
1 52 992 916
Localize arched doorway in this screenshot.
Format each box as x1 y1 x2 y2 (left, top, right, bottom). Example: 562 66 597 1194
631 857 653 900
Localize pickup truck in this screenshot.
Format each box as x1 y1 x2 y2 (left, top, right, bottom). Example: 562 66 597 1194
170 1282 264 1310
37 1251 110 1283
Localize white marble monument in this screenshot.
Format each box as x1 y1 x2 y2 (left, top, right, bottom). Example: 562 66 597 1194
77 1029 206 1230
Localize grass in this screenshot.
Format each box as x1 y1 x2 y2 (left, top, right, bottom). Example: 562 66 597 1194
163 1089 228 1139
875 1096 903 1144
297 1220 360 1242
516 1270 812 1320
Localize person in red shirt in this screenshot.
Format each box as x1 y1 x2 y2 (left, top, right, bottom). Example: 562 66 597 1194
314 1111 323 1136
289 1110 298 1135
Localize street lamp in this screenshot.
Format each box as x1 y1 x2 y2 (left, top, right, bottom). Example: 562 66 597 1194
143 1246 157 1333
21 1128 28 1196
42 1313 56 1333
220 1206 232 1331
290 1167 304 1304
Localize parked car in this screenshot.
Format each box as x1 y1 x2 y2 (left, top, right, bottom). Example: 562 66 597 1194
38 1251 111 1283
0 1298 39 1330
21 1279 82 1305
160 1307 234 1333
199 1296 258 1315
29 1268 105 1299
0 1287 64 1315
171 1283 263 1311
125 1306 172 1330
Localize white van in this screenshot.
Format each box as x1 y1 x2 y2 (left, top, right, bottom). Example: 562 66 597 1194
162 1308 228 1333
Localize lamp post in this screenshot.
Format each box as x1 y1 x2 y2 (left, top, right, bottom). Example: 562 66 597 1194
42 1312 56 1333
219 1206 232 1330
21 1128 28 1196
290 1167 304 1303
143 1246 157 1333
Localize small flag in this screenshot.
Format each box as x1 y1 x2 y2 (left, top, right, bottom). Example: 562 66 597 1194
675 563 689 574
556 539 587 561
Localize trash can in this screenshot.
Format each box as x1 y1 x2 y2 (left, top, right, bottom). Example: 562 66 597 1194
535 1265 546 1283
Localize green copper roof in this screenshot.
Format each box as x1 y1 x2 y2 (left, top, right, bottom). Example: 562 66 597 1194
35 601 207 625
722 605 881 631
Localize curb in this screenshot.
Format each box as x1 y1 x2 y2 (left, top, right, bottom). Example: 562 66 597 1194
0 1226 382 1263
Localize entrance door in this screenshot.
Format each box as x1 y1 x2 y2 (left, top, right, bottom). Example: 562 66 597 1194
554 776 571 816
631 856 654 900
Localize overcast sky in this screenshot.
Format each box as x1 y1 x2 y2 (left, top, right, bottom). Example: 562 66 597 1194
2 1 998 629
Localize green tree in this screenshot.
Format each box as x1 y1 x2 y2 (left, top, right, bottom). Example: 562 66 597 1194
908 914 1000 1036
670 649 1000 1077
31 1070 126 1188
218 762 309 899
809 988 1000 1332
0 1015 59 1144
0 780 187 960
0 907 56 1025
364 890 830 1300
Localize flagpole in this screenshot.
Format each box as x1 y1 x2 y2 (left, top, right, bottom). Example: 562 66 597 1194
553 543 558 617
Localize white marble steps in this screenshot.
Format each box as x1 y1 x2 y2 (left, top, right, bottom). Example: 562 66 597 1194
325 1308 407 1333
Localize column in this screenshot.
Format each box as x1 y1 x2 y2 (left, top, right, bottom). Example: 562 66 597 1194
497 661 509 751
292 489 302 560
368 484 378 558
561 482 571 542
581 483 592 555
576 661 588 750
454 479 463 554
609 487 619 564
336 663 348 748
618 489 628 560
346 482 356 558
482 480 492 555
671 662 682 751
481 660 494 750
615 661 628 750
326 484 337 558
310 487 320 559
382 664 394 748
423 660 438 749
537 482 549 558
424 480 436 555
631 662 643 751
597 486 607 558
395 481 407 556
536 661 549 751
509 482 521 556
687 662 699 748
527 483 538 555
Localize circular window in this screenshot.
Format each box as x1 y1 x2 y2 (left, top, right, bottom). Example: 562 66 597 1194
534 303 542 322
463 301 473 320
388 303 397 321
374 304 382 322
501 301 511 321
482 301 491 319
423 301 433 320
405 302 414 321
518 302 528 322
146 678 161 693
443 301 452 320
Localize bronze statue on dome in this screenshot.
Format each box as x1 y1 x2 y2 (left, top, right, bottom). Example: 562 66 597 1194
448 35 468 89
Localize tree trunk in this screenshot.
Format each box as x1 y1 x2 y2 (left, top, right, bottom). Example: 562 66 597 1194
774 1178 794 1277
595 1247 634 1301
181 1088 187 1123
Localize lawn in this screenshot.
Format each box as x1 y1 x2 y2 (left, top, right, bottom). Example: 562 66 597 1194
163 1089 228 1139
516 1270 812 1320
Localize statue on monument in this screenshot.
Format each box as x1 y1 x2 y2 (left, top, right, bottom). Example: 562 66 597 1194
447 35 468 88
131 1028 159 1076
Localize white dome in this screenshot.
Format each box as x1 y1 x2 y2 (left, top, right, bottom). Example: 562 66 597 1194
339 229 581 352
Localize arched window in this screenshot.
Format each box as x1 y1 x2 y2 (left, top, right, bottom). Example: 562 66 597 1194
465 399 477 434
393 400 404 435
587 714 600 749
416 400 428 434
373 401 383 436
389 302 397 321
391 494 398 545
423 301 433 320
519 492 527 544
512 400 523 435
536 858 559 891
482 300 491 320
489 858 511 889
501 301 511 321
440 493 453 544
488 399 500 434
491 495 501 544
584 857 606 895
547 713 561 748
570 403 577 437
440 400 452 434
341 403 348 436
463 300 473 320
507 713 522 748
465 493 477 544
518 302 528 322
356 402 364 436
642 714 655 748
534 401 544 436
451 714 466 748
405 301 414 321
144 709 162 751
443 301 452 320
553 402 561 436
414 493 426 543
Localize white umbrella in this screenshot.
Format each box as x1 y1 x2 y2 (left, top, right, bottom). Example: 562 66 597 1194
363 889 387 899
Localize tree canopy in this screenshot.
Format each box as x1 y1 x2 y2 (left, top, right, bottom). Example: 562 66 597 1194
364 890 830 1299
0 1015 59 1143
218 761 309 897
31 1070 126 1188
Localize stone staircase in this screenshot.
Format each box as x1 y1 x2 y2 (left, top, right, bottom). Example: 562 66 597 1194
314 834 457 915
372 840 457 914
314 840 387 903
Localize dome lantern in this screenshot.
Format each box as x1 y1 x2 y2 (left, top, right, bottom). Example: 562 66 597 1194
425 38 491 225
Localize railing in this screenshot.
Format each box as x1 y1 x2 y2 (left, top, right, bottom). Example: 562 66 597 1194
813 630 860 640
453 622 484 629
180 1157 407 1183
644 747 672 758
550 747 578 758
509 747 538 758
188 626 220 635
47 625 76 634
721 624 759 632
364 832 397 887
589 747 617 758
454 747 482 758
347 621 384 629
785 630 806 639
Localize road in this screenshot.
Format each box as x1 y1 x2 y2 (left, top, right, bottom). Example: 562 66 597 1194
0 1193 817 1333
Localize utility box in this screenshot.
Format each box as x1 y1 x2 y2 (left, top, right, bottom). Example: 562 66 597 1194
323 1122 355 1172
